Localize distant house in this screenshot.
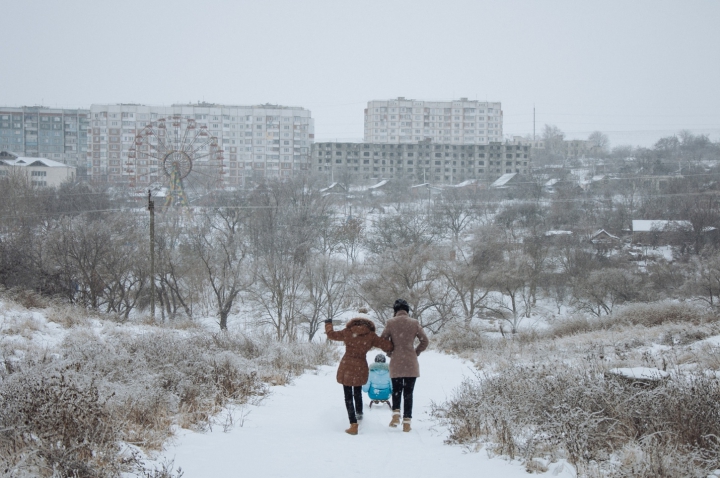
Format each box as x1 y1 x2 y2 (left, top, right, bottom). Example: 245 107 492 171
590 229 621 252
0 154 76 187
491 172 521 188
452 179 479 190
368 179 391 192
631 220 691 246
544 178 559 193
319 182 347 195
590 229 620 245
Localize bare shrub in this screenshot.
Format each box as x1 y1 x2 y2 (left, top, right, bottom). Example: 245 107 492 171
45 302 92 328
1 312 45 339
546 314 595 337
545 301 716 340
660 325 712 346
139 459 184 478
3 287 49 309
0 321 336 475
0 363 128 477
433 323 489 354
432 365 720 476
613 301 715 327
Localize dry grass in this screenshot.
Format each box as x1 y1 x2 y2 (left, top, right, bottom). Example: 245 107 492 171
432 366 720 476
0 307 337 477
541 301 717 340
431 300 720 476
45 302 93 328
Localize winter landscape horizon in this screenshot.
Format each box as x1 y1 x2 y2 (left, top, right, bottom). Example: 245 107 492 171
2 1 720 477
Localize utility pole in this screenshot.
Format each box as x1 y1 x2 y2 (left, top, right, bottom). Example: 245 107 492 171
533 105 535 141
148 190 155 320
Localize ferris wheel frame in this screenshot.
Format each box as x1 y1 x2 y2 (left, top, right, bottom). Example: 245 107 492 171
125 115 225 201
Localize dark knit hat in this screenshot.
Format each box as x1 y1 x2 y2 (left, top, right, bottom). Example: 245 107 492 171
393 298 409 314
375 354 386 363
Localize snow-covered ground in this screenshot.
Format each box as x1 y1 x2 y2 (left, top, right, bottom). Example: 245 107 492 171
151 350 573 477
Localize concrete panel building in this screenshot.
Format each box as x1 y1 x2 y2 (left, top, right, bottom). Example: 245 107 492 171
364 97 503 145
88 103 314 187
0 106 89 170
312 141 529 185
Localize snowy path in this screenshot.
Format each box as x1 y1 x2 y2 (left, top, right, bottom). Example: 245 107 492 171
155 351 560 477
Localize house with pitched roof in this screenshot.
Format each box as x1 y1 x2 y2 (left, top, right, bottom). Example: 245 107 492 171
0 152 76 187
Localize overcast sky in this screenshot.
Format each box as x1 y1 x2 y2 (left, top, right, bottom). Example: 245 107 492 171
2 0 719 147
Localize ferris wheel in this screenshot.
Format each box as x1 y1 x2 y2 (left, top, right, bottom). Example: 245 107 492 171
125 116 225 207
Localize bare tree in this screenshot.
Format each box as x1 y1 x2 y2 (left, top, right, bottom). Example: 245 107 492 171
364 206 438 255
681 253 720 307
154 212 197 320
439 228 502 325
358 244 447 331
588 131 610 154
336 216 364 265
190 210 250 330
44 215 116 310
299 256 349 341
486 253 532 333
245 178 325 341
573 267 641 316
430 188 477 243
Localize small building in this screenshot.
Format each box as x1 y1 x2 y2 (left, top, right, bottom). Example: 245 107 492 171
491 172 519 188
591 229 620 245
368 179 391 192
319 182 347 195
0 154 76 187
631 220 691 246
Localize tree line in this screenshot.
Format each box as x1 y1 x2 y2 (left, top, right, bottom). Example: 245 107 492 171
2 141 720 339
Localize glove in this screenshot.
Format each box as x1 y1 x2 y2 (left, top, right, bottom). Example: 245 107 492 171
324 319 333 324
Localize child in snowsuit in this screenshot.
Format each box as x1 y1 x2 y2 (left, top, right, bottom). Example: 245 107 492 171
363 354 393 408
325 309 393 435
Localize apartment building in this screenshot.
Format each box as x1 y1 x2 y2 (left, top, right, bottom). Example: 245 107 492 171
0 106 89 170
312 141 529 184
364 97 503 145
88 103 314 187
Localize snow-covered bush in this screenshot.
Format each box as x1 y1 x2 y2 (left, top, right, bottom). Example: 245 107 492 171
433 322 489 355
0 318 337 476
0 363 126 477
545 301 715 340
432 365 720 476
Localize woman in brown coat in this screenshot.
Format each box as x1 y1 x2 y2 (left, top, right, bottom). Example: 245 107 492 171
380 299 429 432
325 310 393 435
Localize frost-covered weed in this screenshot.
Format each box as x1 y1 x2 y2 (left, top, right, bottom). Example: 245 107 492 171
45 302 92 328
3 287 49 309
0 363 125 477
432 322 489 355
432 300 720 476
545 301 715 339
0 323 336 477
432 363 720 476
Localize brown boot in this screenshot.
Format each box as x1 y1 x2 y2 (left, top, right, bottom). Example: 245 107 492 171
389 410 401 428
402 418 411 432
345 423 358 435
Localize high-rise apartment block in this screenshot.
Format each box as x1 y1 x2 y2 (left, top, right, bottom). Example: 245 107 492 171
364 97 503 144
0 107 90 169
88 103 314 186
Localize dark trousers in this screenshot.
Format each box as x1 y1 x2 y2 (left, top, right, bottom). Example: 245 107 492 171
391 377 417 418
343 386 363 424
